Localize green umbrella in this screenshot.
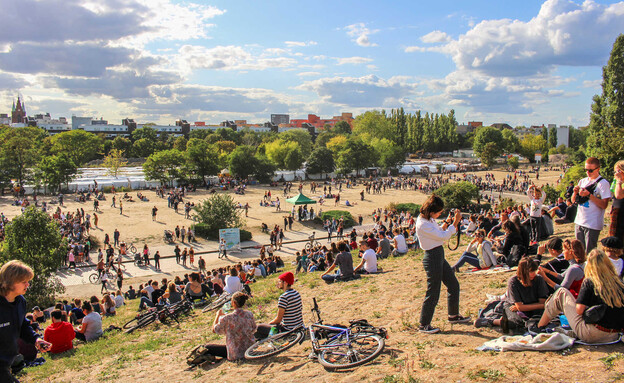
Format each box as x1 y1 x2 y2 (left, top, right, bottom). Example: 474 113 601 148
286 193 317 205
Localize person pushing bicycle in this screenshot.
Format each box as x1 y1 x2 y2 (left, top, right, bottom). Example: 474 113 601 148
255 272 304 339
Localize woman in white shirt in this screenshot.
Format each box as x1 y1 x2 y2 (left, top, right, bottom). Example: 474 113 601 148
451 229 497 272
224 268 244 295
415 195 471 334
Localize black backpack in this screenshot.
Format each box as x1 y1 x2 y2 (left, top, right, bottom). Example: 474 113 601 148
506 244 527 267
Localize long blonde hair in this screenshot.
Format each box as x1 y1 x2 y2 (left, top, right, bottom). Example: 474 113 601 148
584 249 624 308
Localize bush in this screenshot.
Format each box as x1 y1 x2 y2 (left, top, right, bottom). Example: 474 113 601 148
497 198 517 211
313 210 357 227
434 181 479 209
542 185 559 204
557 164 585 196
192 223 252 242
387 202 421 216
193 193 244 236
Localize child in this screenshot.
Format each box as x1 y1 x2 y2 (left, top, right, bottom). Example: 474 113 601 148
527 185 545 244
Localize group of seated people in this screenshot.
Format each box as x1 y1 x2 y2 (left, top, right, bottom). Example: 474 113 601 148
136 192 148 202
474 235 624 344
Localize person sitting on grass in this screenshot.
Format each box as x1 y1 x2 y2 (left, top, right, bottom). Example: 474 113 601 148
320 241 355 283
74 301 103 342
452 229 497 272
43 310 75 354
102 294 116 317
537 237 568 273
536 249 624 343
185 272 213 303
601 236 624 277
255 272 303 339
198 292 256 363
538 239 586 297
354 241 378 274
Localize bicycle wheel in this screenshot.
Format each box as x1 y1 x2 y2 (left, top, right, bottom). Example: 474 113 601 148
124 312 157 334
245 328 304 359
89 273 99 284
130 245 137 253
202 294 231 313
317 333 384 370
304 243 313 251
313 241 322 248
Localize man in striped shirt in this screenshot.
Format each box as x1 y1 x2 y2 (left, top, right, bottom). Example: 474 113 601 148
255 272 304 338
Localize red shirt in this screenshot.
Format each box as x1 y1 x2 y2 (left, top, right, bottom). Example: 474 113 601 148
43 321 75 354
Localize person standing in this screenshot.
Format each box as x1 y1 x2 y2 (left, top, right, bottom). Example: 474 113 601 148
610 160 624 242
113 228 120 248
174 245 181 264
0 261 52 382
152 206 158 221
219 238 227 259
119 201 123 215
572 157 612 253
111 195 116 208
154 251 161 270
142 244 150 266
116 268 123 290
93 212 99 228
416 195 471 334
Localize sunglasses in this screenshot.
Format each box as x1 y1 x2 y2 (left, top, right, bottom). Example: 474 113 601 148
584 168 598 173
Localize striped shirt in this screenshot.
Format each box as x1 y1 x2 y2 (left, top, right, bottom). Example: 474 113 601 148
278 289 304 330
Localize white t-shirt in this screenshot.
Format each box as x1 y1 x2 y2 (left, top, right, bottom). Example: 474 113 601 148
362 249 378 273
394 234 408 253
610 258 624 276
114 295 125 308
224 275 243 294
574 176 612 230
82 312 103 341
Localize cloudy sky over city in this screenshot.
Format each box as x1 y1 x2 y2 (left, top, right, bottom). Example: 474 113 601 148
1 0 623 127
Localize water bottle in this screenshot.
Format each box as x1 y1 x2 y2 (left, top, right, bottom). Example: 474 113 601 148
269 326 278 336
559 314 570 328
222 302 231 313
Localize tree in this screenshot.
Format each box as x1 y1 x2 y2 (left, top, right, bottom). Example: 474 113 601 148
102 148 127 178
352 110 394 141
306 147 335 178
216 128 241 145
326 135 348 155
501 129 520 154
132 126 158 142
586 34 624 181
253 155 277 183
520 134 549 163
569 127 588 150
371 138 406 169
473 127 504 165
335 137 378 175
132 138 156 158
315 131 337 148
0 207 65 306
265 139 303 170
192 193 244 238
280 129 312 157
333 120 351 134
549 126 558 148
284 147 304 171
507 156 519 170
228 146 257 179
434 181 479 209
186 138 219 184
0 127 46 187
111 136 133 156
34 154 77 193
143 149 186 186
215 140 237 154
48 130 103 166
173 136 188 151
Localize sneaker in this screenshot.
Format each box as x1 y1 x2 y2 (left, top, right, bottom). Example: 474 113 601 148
418 324 441 334
474 317 493 328
448 315 472 324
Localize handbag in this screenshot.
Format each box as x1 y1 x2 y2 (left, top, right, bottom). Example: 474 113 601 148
582 304 607 324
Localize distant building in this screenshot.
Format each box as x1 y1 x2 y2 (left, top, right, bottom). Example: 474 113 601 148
0 113 11 125
556 125 570 147
271 114 289 125
456 124 475 135
468 121 482 128
491 123 512 130
11 96 26 123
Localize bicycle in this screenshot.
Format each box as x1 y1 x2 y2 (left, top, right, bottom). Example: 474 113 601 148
245 298 387 370
123 299 193 334
88 270 115 284
304 232 322 251
201 293 233 313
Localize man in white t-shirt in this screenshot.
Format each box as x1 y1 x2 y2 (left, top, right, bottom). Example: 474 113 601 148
392 228 409 256
572 157 612 253
354 241 378 274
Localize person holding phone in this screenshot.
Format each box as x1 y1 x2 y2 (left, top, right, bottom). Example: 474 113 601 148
415 195 471 334
0 260 52 382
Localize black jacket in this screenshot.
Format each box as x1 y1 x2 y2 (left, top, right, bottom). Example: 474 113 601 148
0 295 40 367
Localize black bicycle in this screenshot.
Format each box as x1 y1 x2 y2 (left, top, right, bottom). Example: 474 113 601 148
245 298 387 370
201 293 233 313
123 300 193 334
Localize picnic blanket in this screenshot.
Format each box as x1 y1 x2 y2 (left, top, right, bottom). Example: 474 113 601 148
477 333 575 352
463 265 516 274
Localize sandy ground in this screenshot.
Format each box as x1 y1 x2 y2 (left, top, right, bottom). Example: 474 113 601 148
0 167 564 299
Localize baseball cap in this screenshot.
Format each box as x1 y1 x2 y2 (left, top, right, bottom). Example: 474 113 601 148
278 271 295 286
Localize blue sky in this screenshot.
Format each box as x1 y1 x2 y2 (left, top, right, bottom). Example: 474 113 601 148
1 0 623 127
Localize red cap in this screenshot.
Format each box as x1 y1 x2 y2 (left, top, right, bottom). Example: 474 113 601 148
278 271 295 286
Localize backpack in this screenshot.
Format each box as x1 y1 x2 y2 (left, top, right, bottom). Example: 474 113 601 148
186 345 216 367
506 244 527 267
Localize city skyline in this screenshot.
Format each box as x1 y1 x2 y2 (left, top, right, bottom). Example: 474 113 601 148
1 0 623 127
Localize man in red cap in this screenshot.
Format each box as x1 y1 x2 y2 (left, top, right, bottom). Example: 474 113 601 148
255 271 304 339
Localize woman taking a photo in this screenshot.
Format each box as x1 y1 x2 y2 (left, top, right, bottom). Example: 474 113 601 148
537 249 624 343
416 195 471 334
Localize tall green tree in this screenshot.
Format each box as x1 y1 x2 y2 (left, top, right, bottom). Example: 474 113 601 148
48 130 103 166
306 147 335 178
228 146 257 179
34 154 77 193
102 149 127 178
549 126 558 148
0 207 66 306
0 127 47 186
131 126 158 142
279 129 312 157
186 138 219 184
335 137 378 175
587 34 624 181
111 136 133 156
143 149 186 186
502 129 520 154
371 138 406 169
472 127 504 165
520 134 549 163
332 120 351 134
352 110 394 141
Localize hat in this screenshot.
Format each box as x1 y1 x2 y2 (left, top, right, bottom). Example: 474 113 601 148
601 236 623 250
278 271 295 286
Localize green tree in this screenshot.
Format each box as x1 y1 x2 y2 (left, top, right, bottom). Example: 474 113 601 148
48 130 103 166
335 137 378 175
586 34 624 181
507 156 519 170
306 147 335 178
111 136 133 157
192 193 244 238
0 127 47 186
280 129 313 157
473 127 504 165
102 148 127 178
265 139 303 170
549 126 558 148
569 127 588 150
173 136 188 151
501 129 520 153
253 155 277 183
371 138 406 169
315 131 337 148
332 120 351 134
434 181 479 209
228 146 257 179
0 207 66 306
216 128 241 145
284 147 304 171
186 138 219 184
520 134 549 163
352 110 394 141
143 149 186 186
34 154 77 193
132 126 158 142
132 138 156 158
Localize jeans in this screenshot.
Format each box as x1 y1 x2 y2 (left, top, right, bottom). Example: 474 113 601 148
575 224 601 253
452 252 481 271
529 216 541 242
139 297 155 310
420 246 460 326
322 272 338 284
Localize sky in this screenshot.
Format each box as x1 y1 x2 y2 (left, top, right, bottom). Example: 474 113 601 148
1 0 623 127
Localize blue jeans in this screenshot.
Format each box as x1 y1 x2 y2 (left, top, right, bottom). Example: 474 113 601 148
139 297 155 310
452 252 481 271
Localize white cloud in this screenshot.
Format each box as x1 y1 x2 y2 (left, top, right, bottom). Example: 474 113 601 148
297 74 417 107
420 31 451 44
285 41 317 47
345 23 379 47
582 79 601 88
404 46 427 53
336 56 373 65
297 72 322 77
178 45 298 72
